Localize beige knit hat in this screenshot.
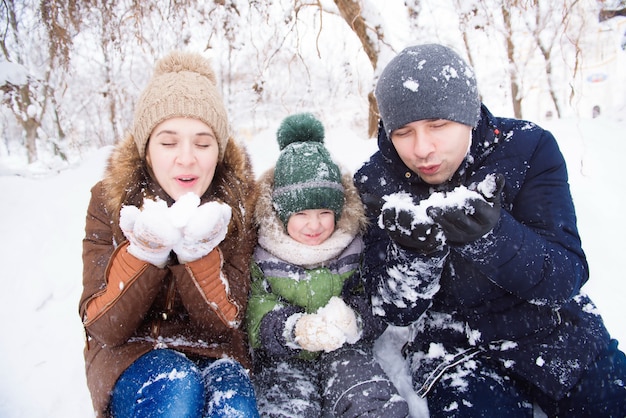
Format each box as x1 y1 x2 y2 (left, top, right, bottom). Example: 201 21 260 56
131 51 230 161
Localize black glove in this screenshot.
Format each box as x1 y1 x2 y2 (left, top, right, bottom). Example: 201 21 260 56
381 206 444 254
427 173 505 244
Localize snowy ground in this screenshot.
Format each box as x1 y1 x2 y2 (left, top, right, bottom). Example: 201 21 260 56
0 116 624 417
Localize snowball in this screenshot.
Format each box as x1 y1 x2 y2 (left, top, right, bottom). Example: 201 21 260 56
168 192 200 228
427 342 446 358
378 183 485 230
119 205 141 231
317 297 361 344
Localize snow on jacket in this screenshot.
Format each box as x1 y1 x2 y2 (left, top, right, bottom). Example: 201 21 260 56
246 168 383 360
354 104 610 400
79 133 257 417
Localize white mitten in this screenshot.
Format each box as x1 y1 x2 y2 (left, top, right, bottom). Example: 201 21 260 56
173 201 232 264
294 313 346 353
119 198 182 267
317 296 362 344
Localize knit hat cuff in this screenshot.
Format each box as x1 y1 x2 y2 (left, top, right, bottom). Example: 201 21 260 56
134 99 229 160
272 181 344 225
382 100 480 134
273 180 344 197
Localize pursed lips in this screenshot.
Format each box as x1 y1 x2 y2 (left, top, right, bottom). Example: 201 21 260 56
417 164 440 175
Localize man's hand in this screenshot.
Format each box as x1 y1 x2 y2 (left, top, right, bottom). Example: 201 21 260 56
381 205 445 254
427 173 505 244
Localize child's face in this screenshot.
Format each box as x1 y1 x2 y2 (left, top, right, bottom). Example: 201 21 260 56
286 209 335 246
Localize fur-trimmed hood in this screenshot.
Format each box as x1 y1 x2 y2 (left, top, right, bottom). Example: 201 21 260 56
254 167 367 268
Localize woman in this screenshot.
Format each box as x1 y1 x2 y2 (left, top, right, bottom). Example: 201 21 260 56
79 51 259 417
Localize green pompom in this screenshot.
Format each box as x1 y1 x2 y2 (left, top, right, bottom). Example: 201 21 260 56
276 112 325 150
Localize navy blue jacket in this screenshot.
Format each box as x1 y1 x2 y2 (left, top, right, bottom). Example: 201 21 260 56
354 105 610 399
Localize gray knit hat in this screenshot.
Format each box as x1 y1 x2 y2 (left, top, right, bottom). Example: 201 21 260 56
375 44 481 136
132 51 230 161
272 113 344 226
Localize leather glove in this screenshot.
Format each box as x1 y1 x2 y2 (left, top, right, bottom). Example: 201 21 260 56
427 173 505 244
381 201 445 254
317 297 361 344
173 201 232 264
294 313 346 353
119 199 182 267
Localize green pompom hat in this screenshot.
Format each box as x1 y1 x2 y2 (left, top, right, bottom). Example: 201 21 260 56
272 113 344 226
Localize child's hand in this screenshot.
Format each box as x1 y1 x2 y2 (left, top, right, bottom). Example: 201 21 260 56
294 313 346 352
317 297 361 344
293 297 362 352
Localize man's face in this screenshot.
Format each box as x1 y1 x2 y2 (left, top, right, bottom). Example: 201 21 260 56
390 119 472 185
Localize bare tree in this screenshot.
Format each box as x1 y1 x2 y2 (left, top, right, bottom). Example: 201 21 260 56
332 0 387 136
500 1 524 118
453 0 493 105
599 0 626 21
405 0 422 32
1 1 53 162
529 2 564 117
0 0 87 163
520 0 589 119
1 0 619 166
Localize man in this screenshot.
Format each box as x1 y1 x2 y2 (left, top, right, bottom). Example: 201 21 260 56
354 43 626 416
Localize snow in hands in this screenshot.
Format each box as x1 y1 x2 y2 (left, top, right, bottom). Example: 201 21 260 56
120 192 232 265
293 297 362 353
372 174 500 314
378 173 500 241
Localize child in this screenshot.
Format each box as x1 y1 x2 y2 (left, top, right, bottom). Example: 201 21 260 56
246 113 409 417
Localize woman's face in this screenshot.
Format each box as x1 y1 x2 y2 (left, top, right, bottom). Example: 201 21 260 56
146 117 219 201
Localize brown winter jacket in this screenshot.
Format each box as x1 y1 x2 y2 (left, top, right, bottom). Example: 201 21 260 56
79 133 258 417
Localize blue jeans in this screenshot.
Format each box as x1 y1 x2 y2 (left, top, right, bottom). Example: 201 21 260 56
110 349 259 418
